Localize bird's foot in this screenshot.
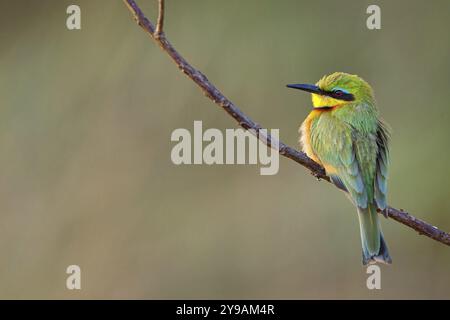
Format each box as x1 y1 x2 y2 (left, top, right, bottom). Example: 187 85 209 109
376 207 389 219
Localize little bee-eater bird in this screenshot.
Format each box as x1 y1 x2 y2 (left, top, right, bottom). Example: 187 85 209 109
288 72 392 265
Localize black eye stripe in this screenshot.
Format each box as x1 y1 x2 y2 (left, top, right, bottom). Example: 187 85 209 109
325 90 355 101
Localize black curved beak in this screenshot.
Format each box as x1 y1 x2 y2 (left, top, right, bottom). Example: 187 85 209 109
286 84 322 94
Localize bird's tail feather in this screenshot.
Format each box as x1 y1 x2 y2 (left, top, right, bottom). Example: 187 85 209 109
357 204 392 265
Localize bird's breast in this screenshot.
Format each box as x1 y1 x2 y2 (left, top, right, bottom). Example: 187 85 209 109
299 109 324 164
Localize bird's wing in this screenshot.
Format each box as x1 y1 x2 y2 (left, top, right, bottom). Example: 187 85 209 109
310 119 369 209
373 121 390 210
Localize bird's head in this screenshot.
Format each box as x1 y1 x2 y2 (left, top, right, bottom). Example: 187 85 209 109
287 72 375 109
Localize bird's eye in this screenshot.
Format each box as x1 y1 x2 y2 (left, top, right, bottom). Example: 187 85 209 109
333 90 344 97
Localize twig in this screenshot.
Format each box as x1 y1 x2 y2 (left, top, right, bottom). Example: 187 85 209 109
122 0 450 247
155 0 164 38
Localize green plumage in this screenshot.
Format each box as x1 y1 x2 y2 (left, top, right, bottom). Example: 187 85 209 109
295 72 392 265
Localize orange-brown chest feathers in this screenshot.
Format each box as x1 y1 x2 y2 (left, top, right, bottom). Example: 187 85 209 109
299 110 323 164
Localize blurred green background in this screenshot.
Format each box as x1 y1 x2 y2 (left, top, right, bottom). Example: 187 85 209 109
0 0 449 299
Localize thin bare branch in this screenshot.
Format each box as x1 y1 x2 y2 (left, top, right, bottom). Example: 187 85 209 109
122 0 450 247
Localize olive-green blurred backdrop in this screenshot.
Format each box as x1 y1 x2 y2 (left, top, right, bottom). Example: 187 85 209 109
0 0 449 299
